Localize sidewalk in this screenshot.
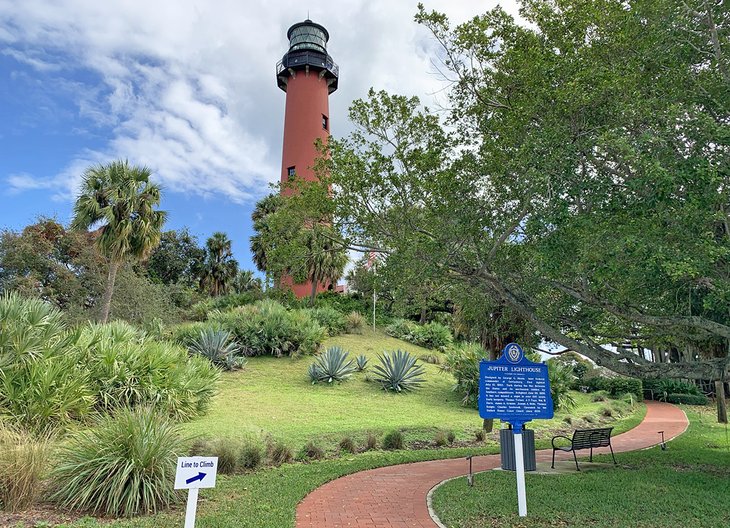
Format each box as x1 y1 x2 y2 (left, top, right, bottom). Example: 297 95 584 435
295 401 688 528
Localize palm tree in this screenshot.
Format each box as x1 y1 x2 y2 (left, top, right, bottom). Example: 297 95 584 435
232 269 262 294
71 160 166 323
250 194 283 273
201 232 238 296
302 224 348 306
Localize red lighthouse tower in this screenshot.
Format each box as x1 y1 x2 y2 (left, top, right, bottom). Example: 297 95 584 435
277 19 339 298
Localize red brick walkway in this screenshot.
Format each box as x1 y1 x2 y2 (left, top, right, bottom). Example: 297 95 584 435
295 401 688 528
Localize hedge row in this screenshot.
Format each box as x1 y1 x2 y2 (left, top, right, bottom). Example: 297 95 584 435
586 376 643 401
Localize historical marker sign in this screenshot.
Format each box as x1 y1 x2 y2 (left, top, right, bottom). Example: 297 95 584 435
478 343 553 430
478 343 553 517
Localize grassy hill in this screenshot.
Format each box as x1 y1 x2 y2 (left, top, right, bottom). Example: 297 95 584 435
184 327 644 452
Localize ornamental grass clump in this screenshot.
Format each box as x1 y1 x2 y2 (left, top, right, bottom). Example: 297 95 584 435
238 437 264 470
339 436 356 454
365 432 378 451
211 438 240 474
266 438 293 466
0 424 52 512
382 430 404 450
372 350 425 393
345 311 365 334
50 407 186 517
299 440 325 461
308 346 357 384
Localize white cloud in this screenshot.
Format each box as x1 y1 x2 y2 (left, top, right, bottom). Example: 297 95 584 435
0 0 518 204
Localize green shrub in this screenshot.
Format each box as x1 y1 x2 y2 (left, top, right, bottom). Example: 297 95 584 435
643 378 701 400
665 393 709 405
548 361 577 411
442 343 485 408
372 350 426 393
238 437 264 470
0 293 93 433
601 405 614 417
76 323 219 421
310 307 347 336
414 322 453 350
169 321 223 346
0 425 51 512
587 376 643 401
386 319 420 342
211 438 240 475
345 311 365 334
187 329 245 371
355 354 369 371
419 353 441 365
382 430 404 450
447 431 456 444
474 429 486 442
211 300 326 357
304 292 370 318
386 319 453 350
434 431 448 447
299 440 325 460
591 390 610 402
50 407 185 517
189 292 263 321
308 346 357 384
267 439 293 466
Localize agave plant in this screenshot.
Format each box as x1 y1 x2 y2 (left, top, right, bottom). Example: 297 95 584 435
355 354 368 371
187 329 245 371
372 349 426 393
308 346 356 384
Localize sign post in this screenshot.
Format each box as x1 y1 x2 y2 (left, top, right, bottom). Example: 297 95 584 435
174 456 218 528
479 343 553 517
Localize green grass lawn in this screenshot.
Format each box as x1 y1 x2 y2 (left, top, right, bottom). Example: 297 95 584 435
183 328 640 451
432 407 730 528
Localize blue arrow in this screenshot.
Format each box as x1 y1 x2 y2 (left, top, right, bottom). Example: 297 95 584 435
185 472 206 484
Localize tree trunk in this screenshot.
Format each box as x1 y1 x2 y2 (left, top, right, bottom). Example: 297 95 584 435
716 380 728 424
100 259 121 323
309 280 317 307
419 307 427 324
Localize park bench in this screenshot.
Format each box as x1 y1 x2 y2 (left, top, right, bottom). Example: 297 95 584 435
551 427 617 471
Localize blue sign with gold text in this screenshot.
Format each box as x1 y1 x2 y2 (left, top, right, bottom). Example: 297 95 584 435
478 343 553 432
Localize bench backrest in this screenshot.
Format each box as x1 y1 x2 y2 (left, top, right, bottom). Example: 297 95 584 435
572 427 613 449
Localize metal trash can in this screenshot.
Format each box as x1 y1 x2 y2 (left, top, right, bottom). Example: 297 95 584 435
500 427 536 471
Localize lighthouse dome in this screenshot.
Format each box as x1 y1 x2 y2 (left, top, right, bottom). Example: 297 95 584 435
287 20 329 53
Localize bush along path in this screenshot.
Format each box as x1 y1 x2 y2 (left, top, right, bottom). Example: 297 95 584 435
295 401 688 528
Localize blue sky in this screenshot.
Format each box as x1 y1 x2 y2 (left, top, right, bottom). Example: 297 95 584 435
0 0 509 268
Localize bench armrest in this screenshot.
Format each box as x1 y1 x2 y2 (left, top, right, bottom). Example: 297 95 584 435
552 435 572 449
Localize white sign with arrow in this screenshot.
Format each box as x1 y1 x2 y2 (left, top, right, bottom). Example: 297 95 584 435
175 456 218 528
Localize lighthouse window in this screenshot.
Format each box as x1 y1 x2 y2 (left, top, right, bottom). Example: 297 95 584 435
287 166 296 180
322 114 328 131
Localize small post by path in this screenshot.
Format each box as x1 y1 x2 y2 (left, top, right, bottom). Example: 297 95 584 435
513 424 527 516
174 456 218 528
